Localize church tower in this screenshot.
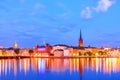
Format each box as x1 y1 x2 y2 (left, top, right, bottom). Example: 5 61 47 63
13 41 18 49
78 30 84 47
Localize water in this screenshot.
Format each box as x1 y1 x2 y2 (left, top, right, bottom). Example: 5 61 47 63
0 58 120 80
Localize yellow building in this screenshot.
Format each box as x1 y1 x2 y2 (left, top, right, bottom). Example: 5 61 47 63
13 41 18 49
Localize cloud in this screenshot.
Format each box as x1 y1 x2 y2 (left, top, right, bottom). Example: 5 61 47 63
81 7 92 19
29 3 46 16
95 0 115 12
40 13 57 21
54 23 76 33
54 12 69 20
34 3 45 10
81 0 115 19
53 2 70 21
19 0 25 4
56 2 66 10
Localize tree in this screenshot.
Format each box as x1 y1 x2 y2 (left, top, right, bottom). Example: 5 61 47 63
98 51 104 55
84 51 93 56
79 52 82 56
14 49 20 55
29 49 34 55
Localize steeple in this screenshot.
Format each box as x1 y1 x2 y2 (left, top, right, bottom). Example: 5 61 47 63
79 29 83 40
78 29 84 47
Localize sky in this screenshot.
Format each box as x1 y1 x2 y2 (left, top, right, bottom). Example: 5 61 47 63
0 0 120 48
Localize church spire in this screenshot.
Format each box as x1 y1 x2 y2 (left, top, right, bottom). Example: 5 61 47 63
78 29 84 47
79 29 83 40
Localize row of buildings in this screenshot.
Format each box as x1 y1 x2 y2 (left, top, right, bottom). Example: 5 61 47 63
33 30 120 57
0 30 120 57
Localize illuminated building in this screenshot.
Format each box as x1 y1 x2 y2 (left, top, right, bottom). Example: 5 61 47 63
78 30 84 47
35 45 46 53
13 41 18 49
34 43 52 56
52 44 70 56
53 49 64 57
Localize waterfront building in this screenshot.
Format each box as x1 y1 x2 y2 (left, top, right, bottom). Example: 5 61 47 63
34 43 52 56
0 50 2 56
19 48 30 56
69 47 85 56
52 44 70 56
53 49 64 57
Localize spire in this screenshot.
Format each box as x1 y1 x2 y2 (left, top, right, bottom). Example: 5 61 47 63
79 29 83 40
78 29 84 47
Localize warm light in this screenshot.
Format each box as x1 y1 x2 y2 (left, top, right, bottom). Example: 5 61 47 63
96 53 99 56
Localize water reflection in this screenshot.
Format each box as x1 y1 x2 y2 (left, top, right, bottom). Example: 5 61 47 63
0 58 120 79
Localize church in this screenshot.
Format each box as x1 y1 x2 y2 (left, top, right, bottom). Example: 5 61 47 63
78 30 84 47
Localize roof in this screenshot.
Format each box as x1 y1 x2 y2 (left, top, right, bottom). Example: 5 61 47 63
72 46 85 50
54 49 64 51
37 46 45 48
53 44 69 47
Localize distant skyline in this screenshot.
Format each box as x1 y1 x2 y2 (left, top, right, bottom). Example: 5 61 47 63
0 0 120 48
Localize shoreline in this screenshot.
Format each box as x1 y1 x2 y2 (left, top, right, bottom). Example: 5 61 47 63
0 56 120 59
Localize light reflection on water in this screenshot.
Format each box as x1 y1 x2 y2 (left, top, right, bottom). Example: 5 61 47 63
0 58 120 80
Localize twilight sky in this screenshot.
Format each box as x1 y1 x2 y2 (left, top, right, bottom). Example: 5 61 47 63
0 0 120 48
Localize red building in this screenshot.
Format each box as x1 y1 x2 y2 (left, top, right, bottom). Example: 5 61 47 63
34 43 52 54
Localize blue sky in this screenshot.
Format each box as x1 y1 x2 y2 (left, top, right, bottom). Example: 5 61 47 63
0 0 120 48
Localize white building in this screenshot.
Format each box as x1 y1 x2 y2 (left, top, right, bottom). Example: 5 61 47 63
52 44 70 56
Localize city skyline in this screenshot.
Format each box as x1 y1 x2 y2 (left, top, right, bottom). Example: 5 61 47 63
0 0 120 48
